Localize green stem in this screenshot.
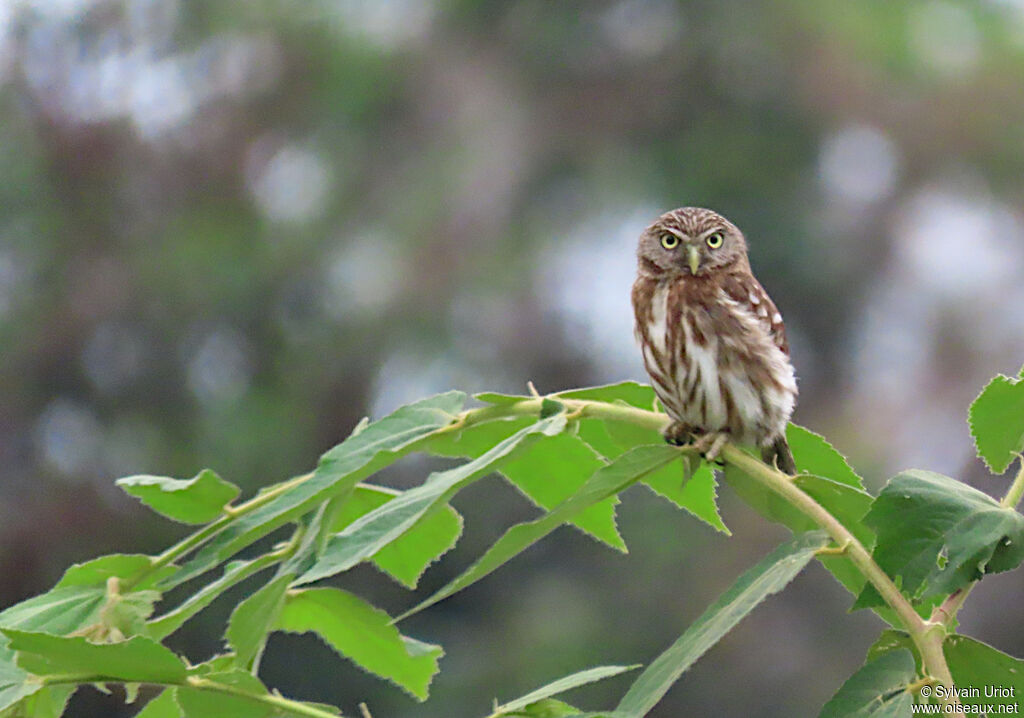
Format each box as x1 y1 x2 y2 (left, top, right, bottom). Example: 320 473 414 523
187 676 340 718
1000 456 1024 509
127 396 661 593
123 473 311 591
39 673 115 686
116 391 968 714
39 675 340 718
449 396 666 433
147 542 295 639
451 395 963 710
722 449 920 628
720 446 960 714
931 587 968 627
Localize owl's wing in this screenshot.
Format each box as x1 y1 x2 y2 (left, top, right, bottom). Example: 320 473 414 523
722 273 790 355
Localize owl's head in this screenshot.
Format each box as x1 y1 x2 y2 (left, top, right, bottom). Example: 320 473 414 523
636 207 749 278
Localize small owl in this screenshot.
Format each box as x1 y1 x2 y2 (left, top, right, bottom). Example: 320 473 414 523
631 207 797 474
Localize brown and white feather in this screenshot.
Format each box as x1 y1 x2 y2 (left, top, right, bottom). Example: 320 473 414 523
631 207 797 469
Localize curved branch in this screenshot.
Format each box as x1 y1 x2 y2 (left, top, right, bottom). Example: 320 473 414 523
116 391 965 713
719 446 959 714
458 395 963 713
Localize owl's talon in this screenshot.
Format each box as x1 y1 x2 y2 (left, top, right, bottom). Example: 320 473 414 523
662 422 696 447
694 432 729 463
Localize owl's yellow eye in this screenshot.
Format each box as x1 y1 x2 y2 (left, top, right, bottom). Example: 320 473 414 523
660 234 680 250
706 232 724 249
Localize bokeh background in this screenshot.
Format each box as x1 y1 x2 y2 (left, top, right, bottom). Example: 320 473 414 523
2 0 1024 715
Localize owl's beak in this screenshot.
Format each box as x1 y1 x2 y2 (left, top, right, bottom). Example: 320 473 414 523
687 245 700 275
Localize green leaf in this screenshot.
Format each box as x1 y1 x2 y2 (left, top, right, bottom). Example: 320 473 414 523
556 382 657 409
149 556 276 639
560 384 667 463
500 698 584 717
968 374 1024 474
428 417 627 547
329 484 463 589
723 461 876 598
225 573 292 669
181 655 238 681
0 586 108 713
275 588 442 701
944 635 1024 710
540 398 565 418
1 631 187 683
166 391 466 588
424 416 534 458
176 670 273 718
797 476 874 543
495 665 640 715
0 658 41 713
615 531 829 717
473 391 531 405
787 424 864 488
0 587 106 635
855 470 1024 607
818 649 916 717
398 445 683 620
605 420 666 458
135 689 181 718
438 412 637 547
117 470 240 524
277 501 336 579
0 685 75 718
103 590 161 638
297 414 567 586
865 630 916 664
560 384 663 457
55 554 170 591
643 463 729 534
723 456 813 532
724 464 872 540
500 433 625 550
296 701 342 716
797 476 875 598
575 418 628 461
372 505 463 588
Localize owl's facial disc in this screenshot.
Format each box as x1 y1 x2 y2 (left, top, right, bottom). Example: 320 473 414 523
636 207 749 280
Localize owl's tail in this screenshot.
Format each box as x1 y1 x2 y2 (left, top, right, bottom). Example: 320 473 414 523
762 436 797 475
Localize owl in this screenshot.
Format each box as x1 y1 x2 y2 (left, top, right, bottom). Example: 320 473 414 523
631 207 797 474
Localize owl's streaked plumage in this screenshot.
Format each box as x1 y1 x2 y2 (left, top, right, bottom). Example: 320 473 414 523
631 207 797 473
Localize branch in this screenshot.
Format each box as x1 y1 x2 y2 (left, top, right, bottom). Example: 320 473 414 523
187 676 341 718
1000 455 1024 510
122 473 312 591
128 394 665 593
146 542 294 638
720 446 960 714
456 395 964 713
39 675 341 718
117 391 966 713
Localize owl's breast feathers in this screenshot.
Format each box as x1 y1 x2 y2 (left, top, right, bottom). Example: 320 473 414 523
632 271 797 446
